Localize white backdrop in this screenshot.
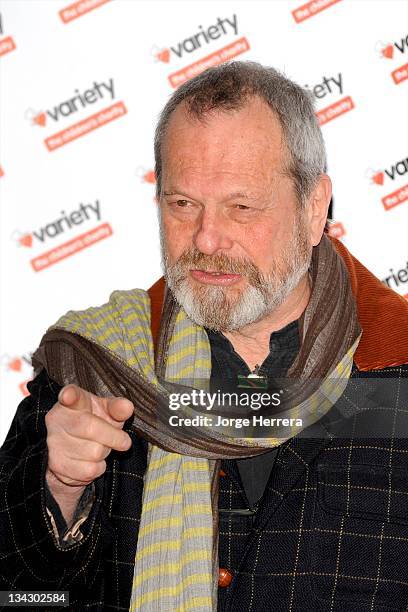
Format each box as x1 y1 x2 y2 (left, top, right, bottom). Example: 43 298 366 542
1 0 407 444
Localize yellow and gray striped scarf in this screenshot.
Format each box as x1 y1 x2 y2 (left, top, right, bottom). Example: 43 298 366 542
35 235 361 611
50 304 358 610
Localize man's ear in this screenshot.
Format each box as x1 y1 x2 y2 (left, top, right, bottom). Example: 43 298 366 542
307 174 332 246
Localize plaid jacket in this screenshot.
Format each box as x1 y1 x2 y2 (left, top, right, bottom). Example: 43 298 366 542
1 363 408 612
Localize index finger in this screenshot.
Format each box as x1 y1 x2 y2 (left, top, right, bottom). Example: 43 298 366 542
58 385 92 412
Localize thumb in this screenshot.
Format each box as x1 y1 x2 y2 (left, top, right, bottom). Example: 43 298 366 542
106 397 134 427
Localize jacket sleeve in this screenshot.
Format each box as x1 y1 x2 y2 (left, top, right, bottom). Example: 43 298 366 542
0 368 112 592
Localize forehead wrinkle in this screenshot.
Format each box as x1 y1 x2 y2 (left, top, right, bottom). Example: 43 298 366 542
169 136 284 168
167 158 279 184
163 166 287 205
164 143 288 199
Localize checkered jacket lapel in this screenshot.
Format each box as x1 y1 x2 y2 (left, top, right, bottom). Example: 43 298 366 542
254 434 333 532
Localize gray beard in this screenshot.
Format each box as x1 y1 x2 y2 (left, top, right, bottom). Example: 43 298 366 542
160 219 312 332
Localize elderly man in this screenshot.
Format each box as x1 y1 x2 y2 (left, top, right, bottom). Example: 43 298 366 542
1 62 407 612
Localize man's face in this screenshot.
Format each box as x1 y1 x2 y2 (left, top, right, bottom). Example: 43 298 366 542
159 96 313 331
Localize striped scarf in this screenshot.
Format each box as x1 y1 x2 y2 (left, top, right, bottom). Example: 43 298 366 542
34 235 361 611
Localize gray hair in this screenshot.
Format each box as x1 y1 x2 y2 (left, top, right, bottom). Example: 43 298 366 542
154 61 327 206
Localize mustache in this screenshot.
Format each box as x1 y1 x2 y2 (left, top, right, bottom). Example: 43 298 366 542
171 248 264 287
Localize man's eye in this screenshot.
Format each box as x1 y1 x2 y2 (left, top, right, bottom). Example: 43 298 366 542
235 204 251 210
176 200 190 207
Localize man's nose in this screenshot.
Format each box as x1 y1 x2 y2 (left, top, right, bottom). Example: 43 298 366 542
193 209 233 255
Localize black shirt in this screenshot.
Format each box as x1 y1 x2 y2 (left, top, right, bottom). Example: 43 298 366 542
206 320 300 509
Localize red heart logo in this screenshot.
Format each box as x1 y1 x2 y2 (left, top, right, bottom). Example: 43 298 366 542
382 45 394 59
372 172 384 186
156 48 170 63
143 170 156 184
33 112 46 127
8 358 22 372
19 233 33 247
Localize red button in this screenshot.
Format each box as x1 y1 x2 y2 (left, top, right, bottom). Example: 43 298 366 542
218 568 233 587
219 469 226 477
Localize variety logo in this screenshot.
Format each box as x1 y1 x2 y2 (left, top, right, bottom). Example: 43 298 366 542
376 34 408 60
24 201 101 246
366 156 408 211
168 37 250 88
26 78 127 151
152 14 249 89
153 15 238 64
12 200 113 271
59 0 112 23
292 0 343 24
304 72 354 126
45 101 126 151
30 223 113 271
382 261 408 292
304 73 343 100
376 34 408 84
27 79 115 128
367 156 408 187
